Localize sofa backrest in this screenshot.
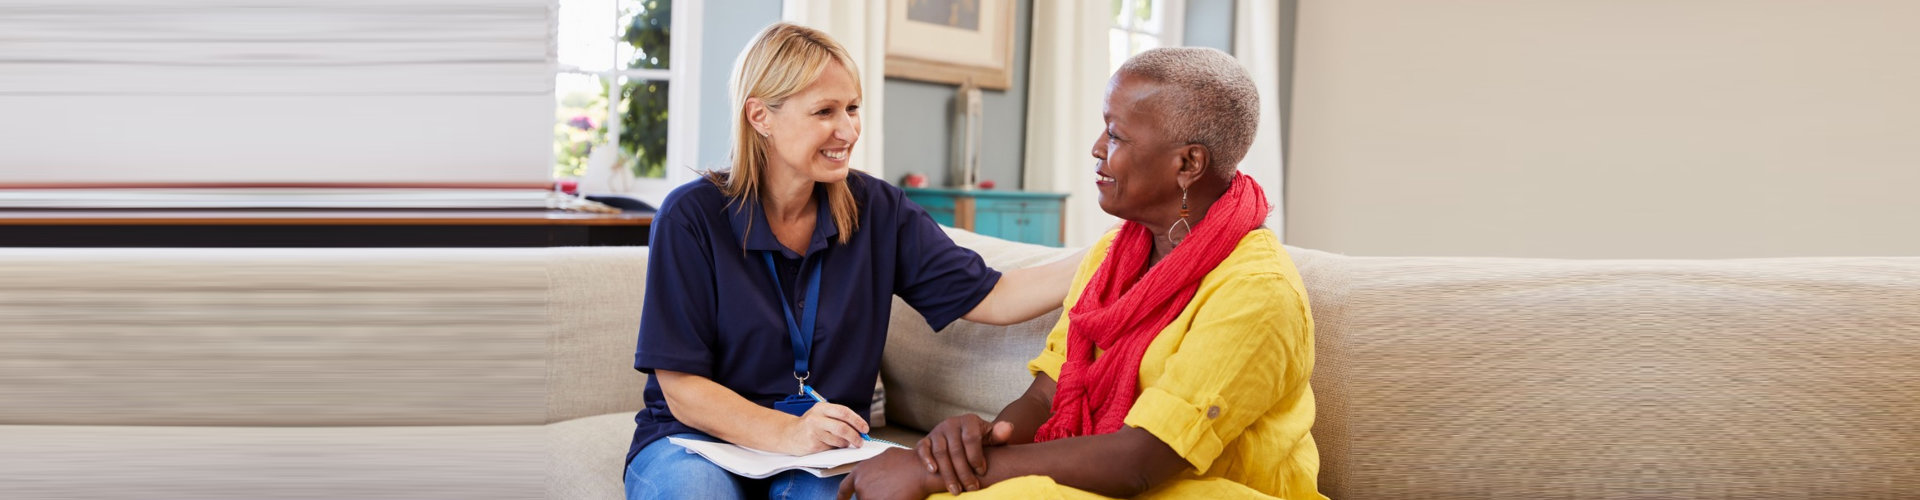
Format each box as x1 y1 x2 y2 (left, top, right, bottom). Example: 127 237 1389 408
15 236 1915 498
888 233 1920 498
881 228 1075 430
1292 248 1920 498
545 247 651 423
0 247 652 427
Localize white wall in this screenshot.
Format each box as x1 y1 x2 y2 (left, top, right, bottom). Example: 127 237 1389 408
1288 0 1920 258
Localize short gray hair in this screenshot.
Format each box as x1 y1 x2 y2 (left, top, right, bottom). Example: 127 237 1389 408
1117 47 1260 176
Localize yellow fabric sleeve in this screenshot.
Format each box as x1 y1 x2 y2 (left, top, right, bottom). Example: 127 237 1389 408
1026 230 1116 380
1122 271 1307 473
1027 318 1070 381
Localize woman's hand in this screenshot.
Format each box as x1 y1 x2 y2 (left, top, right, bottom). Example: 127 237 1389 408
779 402 871 455
916 414 1015 495
837 447 944 500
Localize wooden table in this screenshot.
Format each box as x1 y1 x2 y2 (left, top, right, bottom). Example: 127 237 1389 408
0 209 655 247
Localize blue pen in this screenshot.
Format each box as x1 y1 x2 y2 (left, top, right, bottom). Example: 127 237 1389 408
803 386 871 441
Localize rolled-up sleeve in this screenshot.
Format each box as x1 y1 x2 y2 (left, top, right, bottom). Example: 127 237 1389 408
632 204 719 376
1026 314 1071 381
1122 272 1306 474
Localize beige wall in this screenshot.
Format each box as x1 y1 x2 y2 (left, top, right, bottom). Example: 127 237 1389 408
1287 0 1920 258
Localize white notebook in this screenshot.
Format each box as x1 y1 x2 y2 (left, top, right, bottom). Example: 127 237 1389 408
668 437 908 478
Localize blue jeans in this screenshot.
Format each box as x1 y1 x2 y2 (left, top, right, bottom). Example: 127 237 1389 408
625 433 845 500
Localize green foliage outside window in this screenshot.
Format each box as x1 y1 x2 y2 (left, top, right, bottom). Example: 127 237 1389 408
620 0 671 178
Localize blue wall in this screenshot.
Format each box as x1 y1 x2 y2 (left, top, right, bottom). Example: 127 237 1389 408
1185 0 1236 53
698 1 1240 189
879 0 1237 191
696 0 781 172
882 0 1033 189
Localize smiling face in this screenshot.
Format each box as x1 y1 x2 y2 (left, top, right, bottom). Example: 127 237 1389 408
1092 71 1187 226
752 61 862 185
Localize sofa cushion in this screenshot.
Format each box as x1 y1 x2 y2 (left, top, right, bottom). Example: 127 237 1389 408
881 228 1079 432
0 248 549 427
547 412 636 500
1298 250 1920 498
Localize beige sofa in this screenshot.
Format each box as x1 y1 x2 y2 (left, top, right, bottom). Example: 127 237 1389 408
3 230 1916 499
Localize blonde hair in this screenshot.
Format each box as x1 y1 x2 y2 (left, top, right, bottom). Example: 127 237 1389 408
707 22 862 244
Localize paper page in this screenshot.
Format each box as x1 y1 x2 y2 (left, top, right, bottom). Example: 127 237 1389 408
668 438 905 479
803 465 850 478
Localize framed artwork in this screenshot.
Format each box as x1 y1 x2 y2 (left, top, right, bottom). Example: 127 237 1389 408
885 0 1016 90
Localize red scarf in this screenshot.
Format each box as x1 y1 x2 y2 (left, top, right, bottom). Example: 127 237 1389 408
1035 173 1270 441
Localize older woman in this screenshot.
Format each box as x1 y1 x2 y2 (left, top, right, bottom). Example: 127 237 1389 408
624 23 1080 500
838 48 1325 500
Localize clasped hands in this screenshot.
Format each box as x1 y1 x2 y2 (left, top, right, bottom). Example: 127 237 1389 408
837 414 1015 500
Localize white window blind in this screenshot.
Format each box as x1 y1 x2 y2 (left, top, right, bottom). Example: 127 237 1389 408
0 0 557 185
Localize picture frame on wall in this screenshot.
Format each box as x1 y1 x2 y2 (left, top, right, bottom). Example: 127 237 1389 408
885 0 1016 90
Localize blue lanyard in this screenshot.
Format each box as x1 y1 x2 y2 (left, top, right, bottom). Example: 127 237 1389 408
761 252 823 390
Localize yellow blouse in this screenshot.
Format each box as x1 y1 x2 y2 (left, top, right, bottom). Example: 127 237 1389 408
1026 228 1326 500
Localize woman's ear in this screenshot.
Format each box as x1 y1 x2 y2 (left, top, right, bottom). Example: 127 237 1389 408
1175 144 1210 190
745 97 773 137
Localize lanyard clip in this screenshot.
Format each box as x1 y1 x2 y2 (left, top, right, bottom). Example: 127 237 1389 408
794 371 811 395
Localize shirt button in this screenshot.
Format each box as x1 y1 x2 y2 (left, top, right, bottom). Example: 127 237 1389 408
1206 406 1221 419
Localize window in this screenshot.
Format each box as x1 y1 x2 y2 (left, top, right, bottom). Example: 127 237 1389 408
1109 0 1186 73
555 0 700 199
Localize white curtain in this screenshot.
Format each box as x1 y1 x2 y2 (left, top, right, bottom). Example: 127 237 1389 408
1023 0 1114 247
783 0 888 179
1234 0 1287 236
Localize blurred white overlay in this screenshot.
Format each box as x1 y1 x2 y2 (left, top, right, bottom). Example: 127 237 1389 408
0 0 556 186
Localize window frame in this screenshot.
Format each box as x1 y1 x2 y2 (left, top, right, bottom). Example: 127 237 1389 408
556 0 702 204
1110 0 1186 72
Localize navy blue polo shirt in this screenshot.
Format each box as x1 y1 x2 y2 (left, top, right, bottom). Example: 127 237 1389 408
627 171 1001 464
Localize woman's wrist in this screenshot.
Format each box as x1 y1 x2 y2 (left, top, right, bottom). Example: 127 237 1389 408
774 413 809 455
918 459 952 495
994 397 1050 443
701 408 801 455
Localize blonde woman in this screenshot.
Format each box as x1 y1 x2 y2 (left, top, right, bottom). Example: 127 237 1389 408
624 23 1079 500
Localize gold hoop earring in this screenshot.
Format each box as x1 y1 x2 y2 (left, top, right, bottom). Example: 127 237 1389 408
1168 187 1191 248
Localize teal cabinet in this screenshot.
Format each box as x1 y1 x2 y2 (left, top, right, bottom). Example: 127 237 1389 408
902 187 1068 247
